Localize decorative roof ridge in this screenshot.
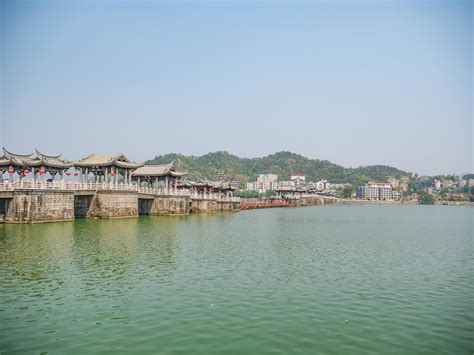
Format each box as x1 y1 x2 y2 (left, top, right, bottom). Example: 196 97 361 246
3 147 33 158
114 153 141 164
143 162 173 167
35 149 63 159
79 153 95 161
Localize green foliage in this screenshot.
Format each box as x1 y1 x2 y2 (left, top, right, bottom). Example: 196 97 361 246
419 192 435 205
408 178 433 193
353 165 410 180
340 185 355 198
145 151 411 185
264 189 277 198
238 190 260 198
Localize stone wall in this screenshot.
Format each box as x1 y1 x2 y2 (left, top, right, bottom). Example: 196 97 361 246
148 195 191 215
191 199 219 213
217 201 241 212
5 189 75 223
293 196 338 207
87 191 138 218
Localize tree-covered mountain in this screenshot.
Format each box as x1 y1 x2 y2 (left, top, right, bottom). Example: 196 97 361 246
145 151 411 186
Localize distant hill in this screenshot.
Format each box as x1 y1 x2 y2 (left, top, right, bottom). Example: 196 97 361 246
145 151 411 185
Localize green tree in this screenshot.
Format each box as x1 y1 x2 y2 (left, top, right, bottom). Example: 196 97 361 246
340 185 354 199
419 192 435 205
264 189 277 198
145 151 411 185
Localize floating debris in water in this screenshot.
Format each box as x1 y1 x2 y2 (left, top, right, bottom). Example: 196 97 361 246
344 320 349 325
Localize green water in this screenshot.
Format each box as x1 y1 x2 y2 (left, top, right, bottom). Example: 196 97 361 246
0 205 472 354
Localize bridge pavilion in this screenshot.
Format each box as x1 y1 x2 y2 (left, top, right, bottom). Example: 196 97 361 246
131 162 186 189
190 180 213 194
74 153 142 184
0 147 73 181
188 180 235 196
210 180 235 198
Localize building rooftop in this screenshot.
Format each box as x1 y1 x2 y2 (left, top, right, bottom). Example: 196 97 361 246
75 153 142 169
132 162 186 177
191 180 213 188
210 180 235 191
0 147 73 169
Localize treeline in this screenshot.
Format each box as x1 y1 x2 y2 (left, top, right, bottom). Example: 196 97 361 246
145 151 411 186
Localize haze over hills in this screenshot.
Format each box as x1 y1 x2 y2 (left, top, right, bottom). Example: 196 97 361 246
145 151 411 185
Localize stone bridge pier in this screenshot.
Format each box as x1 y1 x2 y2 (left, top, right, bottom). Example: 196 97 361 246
2 189 75 223
139 194 191 215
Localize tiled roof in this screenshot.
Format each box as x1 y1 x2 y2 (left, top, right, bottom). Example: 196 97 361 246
75 153 142 169
0 147 72 169
210 180 234 190
132 163 186 177
34 149 73 168
191 180 213 188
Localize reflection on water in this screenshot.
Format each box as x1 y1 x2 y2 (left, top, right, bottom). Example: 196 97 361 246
0 206 472 354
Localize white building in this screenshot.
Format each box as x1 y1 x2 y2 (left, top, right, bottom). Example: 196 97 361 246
274 180 295 190
356 181 395 200
315 180 329 190
257 174 278 183
441 180 453 189
247 174 278 193
290 173 306 186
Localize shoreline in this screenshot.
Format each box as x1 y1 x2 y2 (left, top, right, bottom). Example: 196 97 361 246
338 199 474 206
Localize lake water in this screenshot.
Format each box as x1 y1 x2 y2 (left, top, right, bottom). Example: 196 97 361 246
0 205 472 354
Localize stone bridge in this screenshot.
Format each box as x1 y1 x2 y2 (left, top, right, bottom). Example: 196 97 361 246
0 180 241 224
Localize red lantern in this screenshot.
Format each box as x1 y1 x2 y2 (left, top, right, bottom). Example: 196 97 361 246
74 172 78 176
66 171 71 176
39 168 45 175
110 171 116 176
24 169 30 175
8 167 14 174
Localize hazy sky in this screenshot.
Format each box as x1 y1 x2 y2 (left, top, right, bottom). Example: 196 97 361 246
0 0 472 175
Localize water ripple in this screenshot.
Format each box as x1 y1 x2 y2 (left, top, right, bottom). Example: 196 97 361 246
0 206 472 354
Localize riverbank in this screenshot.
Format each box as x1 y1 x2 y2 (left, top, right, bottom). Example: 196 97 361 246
338 199 474 206
338 199 413 205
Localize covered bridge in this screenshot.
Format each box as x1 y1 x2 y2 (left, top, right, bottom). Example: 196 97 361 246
131 162 186 189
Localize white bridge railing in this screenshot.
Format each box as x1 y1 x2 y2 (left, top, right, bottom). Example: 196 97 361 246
299 193 339 199
0 180 241 202
0 180 188 196
190 192 240 202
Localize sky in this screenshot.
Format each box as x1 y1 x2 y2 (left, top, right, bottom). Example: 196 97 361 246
0 0 472 175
